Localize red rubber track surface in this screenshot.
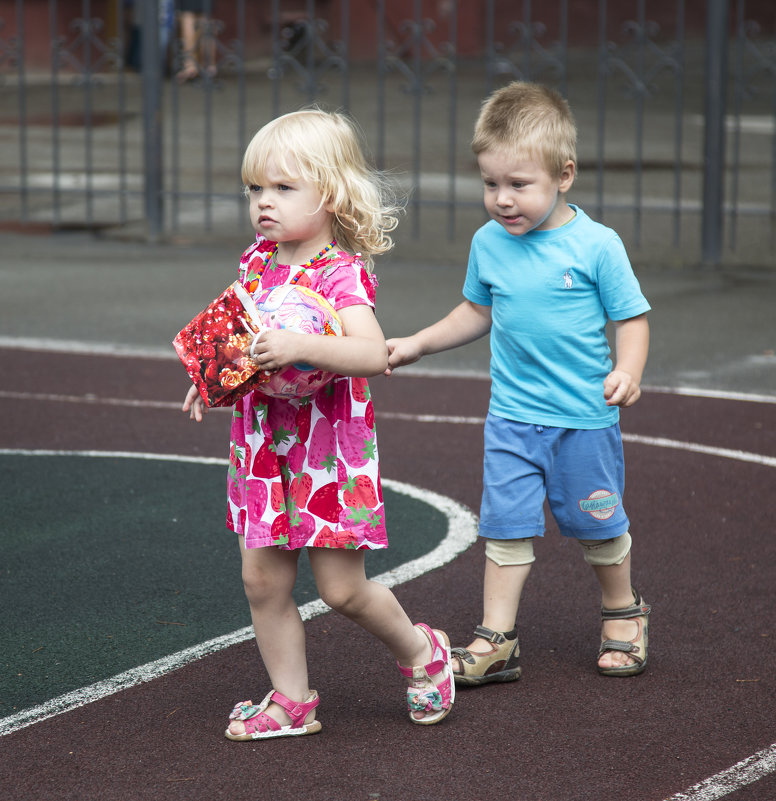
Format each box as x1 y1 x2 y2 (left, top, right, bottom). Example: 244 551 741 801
1 347 775 801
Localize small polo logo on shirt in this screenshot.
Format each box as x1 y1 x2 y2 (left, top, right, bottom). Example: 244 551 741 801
579 489 620 520
563 270 573 288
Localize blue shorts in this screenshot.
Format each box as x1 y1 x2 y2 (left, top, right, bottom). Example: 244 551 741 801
479 414 630 540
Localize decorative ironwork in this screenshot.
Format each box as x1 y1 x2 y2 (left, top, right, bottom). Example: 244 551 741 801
52 17 122 85
269 16 347 98
601 18 682 100
490 19 566 85
383 16 455 95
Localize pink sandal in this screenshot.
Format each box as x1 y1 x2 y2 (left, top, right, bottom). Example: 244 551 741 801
225 689 321 740
396 623 455 725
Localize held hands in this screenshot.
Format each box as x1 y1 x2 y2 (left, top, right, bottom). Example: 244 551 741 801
603 370 641 407
384 336 423 376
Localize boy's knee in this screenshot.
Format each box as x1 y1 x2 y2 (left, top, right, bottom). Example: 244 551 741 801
485 537 536 566
578 531 631 566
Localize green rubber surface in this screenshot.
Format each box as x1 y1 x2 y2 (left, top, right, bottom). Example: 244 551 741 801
0 453 446 714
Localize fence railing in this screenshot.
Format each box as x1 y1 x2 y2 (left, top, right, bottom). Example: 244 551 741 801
1 0 775 267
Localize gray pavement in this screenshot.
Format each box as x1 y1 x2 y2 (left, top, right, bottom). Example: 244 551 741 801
2 52 775 399
1 228 775 398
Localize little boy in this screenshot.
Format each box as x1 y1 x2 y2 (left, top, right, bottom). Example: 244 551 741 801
386 81 651 681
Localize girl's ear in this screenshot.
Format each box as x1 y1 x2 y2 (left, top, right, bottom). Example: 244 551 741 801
559 160 576 193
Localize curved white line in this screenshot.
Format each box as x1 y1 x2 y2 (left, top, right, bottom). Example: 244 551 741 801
0 450 477 738
663 742 776 800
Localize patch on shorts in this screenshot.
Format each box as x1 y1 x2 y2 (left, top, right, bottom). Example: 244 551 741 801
578 489 620 520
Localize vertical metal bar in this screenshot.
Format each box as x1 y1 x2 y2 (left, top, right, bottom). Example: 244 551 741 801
559 0 568 98
523 0 531 78
632 0 645 247
83 0 94 226
447 0 458 240
729 0 745 251
203 0 213 230
485 0 495 94
116 0 128 224
771 55 776 251
50 0 62 226
376 0 386 170
411 0 422 238
671 0 685 246
15 0 28 220
236 0 247 224
141 0 164 239
306 0 316 104
340 0 350 111
171 18 180 233
701 0 729 266
595 0 607 222
270 0 281 117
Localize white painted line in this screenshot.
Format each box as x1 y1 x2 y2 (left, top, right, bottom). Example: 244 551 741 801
0 450 477 738
663 741 776 800
1 337 776 405
0 336 175 360
0 389 188 411
644 385 776 405
621 433 776 468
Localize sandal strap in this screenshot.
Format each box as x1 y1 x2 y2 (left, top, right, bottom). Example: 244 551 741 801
601 589 651 622
396 623 447 679
270 689 319 727
473 625 518 644
599 638 645 665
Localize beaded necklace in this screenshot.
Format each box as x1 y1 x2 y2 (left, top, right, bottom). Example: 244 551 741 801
257 238 338 285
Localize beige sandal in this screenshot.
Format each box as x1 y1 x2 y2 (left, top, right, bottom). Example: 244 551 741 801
598 589 651 677
451 625 522 686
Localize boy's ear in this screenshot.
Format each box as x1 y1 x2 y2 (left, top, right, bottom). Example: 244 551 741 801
559 160 576 192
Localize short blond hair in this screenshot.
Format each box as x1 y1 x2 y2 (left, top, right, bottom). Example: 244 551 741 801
472 81 577 178
241 108 402 270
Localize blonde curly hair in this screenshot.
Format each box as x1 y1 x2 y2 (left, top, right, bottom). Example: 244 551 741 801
241 108 403 271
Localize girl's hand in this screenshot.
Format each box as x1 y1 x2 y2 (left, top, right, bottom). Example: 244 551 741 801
247 328 301 372
385 336 423 376
182 384 208 422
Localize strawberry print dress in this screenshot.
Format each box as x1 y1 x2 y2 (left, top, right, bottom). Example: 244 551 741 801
226 235 388 551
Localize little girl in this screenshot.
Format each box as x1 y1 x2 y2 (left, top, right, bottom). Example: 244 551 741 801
182 108 454 739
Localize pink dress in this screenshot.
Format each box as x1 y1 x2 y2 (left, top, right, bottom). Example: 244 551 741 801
226 235 388 551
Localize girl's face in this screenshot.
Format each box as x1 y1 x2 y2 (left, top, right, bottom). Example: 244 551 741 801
247 156 335 261
478 147 575 235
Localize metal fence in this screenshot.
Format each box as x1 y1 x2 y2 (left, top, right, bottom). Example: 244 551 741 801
1 0 775 267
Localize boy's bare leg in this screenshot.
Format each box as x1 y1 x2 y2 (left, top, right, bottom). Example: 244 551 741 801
592 552 641 669
458 558 532 657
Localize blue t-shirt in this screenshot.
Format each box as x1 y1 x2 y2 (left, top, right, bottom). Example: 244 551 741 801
463 205 651 429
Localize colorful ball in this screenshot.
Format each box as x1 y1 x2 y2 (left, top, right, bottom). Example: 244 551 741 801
251 284 343 398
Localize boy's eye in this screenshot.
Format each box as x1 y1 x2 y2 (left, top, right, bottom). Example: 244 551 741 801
249 185 261 192
278 184 292 191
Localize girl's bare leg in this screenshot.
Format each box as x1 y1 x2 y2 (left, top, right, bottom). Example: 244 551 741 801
308 548 444 720
227 539 315 736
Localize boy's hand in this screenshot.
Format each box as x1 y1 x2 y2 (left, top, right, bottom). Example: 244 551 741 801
182 384 208 422
385 336 422 376
603 370 641 407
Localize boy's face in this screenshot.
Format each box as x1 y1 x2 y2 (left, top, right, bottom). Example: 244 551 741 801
478 148 575 236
